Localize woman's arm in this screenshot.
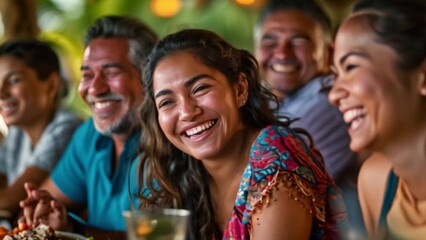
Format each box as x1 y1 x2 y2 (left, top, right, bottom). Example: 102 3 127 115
250 180 312 240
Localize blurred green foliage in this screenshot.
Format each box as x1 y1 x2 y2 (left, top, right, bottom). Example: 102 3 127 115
36 0 260 118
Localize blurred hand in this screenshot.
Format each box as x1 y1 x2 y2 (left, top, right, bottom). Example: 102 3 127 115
19 182 71 231
19 182 41 227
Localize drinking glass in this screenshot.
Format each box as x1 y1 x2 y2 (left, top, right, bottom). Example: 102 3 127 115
123 208 190 240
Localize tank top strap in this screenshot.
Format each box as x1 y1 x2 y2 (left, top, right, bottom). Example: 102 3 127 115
378 170 399 230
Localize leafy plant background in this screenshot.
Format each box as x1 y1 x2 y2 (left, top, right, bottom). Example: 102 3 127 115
0 0 354 119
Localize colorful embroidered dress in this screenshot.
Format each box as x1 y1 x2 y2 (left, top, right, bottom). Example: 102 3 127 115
223 125 347 239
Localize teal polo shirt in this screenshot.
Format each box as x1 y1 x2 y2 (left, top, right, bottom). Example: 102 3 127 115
51 118 140 230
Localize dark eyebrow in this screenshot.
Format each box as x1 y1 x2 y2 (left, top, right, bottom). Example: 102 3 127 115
260 33 278 41
154 74 212 99
0 70 20 83
7 70 21 76
290 33 311 41
339 52 369 65
80 63 123 71
184 74 211 88
260 32 311 43
154 89 172 99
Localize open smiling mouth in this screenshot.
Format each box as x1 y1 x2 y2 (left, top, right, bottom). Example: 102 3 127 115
93 100 121 110
0 103 17 115
184 120 217 137
271 64 298 73
344 108 366 130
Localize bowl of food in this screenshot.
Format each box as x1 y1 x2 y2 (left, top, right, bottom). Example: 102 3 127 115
0 224 87 240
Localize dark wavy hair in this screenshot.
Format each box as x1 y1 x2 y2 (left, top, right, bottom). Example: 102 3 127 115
137 29 282 239
352 0 426 71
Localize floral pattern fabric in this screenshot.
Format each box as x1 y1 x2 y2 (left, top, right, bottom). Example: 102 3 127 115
222 125 348 239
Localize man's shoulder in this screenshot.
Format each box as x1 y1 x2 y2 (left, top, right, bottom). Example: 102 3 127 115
296 75 338 112
67 117 101 144
284 84 344 130
282 75 333 110
74 117 96 133
293 97 344 130
282 91 336 121
52 118 102 174
299 74 333 95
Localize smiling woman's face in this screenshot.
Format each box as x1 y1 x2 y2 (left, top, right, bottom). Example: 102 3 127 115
152 51 248 161
329 14 425 152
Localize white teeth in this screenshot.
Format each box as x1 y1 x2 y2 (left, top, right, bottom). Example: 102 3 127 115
271 64 297 73
343 108 366 130
351 117 363 130
343 108 366 123
94 101 113 109
0 104 17 114
186 121 215 136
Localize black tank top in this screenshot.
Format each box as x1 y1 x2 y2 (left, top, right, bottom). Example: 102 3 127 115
378 170 399 234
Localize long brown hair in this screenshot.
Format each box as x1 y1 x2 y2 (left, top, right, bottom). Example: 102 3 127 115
137 29 283 239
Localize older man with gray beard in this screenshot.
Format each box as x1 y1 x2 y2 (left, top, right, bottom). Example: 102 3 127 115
18 16 158 239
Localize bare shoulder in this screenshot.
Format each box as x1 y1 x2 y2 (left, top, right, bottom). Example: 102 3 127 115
358 153 392 192
358 153 392 234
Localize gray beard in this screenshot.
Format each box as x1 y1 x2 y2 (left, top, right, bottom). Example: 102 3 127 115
97 110 140 137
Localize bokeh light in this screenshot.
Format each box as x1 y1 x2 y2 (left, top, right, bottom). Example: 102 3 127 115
151 0 182 18
234 0 256 6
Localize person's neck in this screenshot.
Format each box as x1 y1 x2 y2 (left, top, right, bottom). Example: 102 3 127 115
382 127 426 200
206 127 260 190
206 127 257 231
208 157 248 193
